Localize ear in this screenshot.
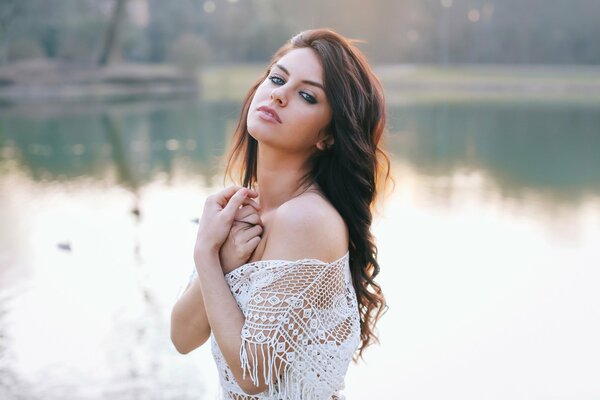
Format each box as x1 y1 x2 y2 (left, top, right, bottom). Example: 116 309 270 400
316 133 334 151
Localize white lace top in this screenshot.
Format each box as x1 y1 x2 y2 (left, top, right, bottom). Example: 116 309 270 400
188 252 360 400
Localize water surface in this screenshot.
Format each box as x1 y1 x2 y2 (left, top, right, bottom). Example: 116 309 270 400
1 97 599 399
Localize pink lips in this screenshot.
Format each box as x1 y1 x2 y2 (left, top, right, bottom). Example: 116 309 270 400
257 106 282 123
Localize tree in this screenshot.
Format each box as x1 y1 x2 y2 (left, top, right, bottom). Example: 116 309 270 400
98 0 127 66
0 0 26 63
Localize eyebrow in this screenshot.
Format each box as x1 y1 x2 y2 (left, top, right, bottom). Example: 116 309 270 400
274 63 325 91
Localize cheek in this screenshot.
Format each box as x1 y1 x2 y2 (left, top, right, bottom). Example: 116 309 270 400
247 86 267 123
247 86 263 114
292 112 330 145
248 93 259 111
253 82 270 102
305 109 331 134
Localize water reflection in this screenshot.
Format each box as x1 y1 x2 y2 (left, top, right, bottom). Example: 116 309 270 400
388 102 600 204
2 100 599 204
0 99 239 187
0 98 599 399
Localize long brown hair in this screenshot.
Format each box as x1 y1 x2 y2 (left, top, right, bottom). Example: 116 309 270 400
225 28 390 359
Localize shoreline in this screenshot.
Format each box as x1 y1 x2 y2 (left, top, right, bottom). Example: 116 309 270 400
1 60 599 105
0 59 199 105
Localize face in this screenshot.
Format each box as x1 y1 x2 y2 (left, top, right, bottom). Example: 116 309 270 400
247 47 333 155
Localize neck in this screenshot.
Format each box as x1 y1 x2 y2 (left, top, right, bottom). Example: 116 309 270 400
255 145 314 212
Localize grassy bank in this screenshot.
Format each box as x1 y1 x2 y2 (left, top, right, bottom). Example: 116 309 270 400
201 63 600 105
1 60 598 105
0 60 198 105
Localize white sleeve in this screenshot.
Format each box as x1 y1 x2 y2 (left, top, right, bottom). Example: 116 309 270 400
239 259 358 399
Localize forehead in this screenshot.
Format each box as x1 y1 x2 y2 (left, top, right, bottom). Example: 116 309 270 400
274 48 324 81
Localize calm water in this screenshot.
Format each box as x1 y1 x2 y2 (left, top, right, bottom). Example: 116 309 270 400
1 96 599 400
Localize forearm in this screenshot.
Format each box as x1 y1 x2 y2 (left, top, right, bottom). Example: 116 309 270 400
170 276 211 353
196 251 266 393
171 244 250 355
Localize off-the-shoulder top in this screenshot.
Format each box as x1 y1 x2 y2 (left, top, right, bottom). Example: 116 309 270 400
188 252 360 400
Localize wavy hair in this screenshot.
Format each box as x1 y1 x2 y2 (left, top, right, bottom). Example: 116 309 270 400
225 28 391 359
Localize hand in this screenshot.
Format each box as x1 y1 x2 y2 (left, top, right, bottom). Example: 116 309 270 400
220 200 263 274
194 186 258 265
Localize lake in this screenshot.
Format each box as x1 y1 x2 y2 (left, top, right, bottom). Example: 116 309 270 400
1 95 599 399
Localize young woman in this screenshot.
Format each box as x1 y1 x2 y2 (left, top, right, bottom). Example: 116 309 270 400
171 28 390 400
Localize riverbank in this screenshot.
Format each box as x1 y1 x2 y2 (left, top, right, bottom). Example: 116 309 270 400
0 59 198 105
201 63 600 104
376 64 600 104
1 60 599 105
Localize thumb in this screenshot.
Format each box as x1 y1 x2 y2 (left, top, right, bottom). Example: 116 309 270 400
222 188 249 221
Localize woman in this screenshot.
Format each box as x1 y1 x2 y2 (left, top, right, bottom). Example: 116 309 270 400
171 28 389 400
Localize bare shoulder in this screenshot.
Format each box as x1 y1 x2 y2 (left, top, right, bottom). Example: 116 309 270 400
261 191 348 263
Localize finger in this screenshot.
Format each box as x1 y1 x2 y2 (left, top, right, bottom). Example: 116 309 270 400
241 197 261 211
235 205 254 220
234 216 261 228
242 236 262 253
222 188 250 220
211 185 242 208
235 205 261 221
231 215 260 230
244 188 259 198
232 221 258 233
236 213 262 226
238 214 262 226
236 224 263 243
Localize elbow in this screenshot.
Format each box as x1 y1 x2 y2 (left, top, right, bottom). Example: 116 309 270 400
234 348 272 395
236 373 268 395
170 330 210 354
170 333 193 354
170 318 192 354
239 382 267 396
170 324 209 354
173 345 191 355
172 343 191 355
170 310 210 354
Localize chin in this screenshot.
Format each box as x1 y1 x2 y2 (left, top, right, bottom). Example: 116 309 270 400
246 119 259 140
247 116 271 140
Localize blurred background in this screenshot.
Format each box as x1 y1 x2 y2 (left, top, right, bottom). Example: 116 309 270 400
1 0 599 399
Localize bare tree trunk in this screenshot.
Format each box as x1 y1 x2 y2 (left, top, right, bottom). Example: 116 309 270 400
97 0 127 67
0 0 23 64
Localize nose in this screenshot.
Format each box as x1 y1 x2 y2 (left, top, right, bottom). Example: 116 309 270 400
270 86 287 106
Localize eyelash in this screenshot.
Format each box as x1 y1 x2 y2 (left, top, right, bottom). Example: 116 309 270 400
268 75 317 104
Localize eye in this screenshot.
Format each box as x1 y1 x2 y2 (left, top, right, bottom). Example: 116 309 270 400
300 92 317 104
268 75 285 85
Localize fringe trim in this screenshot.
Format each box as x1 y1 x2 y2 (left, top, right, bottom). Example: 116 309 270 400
240 338 322 399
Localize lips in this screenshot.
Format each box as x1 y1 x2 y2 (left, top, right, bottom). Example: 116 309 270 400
257 106 282 124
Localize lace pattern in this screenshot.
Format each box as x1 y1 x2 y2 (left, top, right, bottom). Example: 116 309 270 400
207 253 360 400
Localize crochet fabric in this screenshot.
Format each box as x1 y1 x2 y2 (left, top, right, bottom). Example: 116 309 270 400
189 253 360 400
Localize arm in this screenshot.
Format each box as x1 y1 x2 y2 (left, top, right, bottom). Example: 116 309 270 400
196 192 348 395
170 191 262 355
192 187 266 394
195 251 262 393
170 275 211 353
